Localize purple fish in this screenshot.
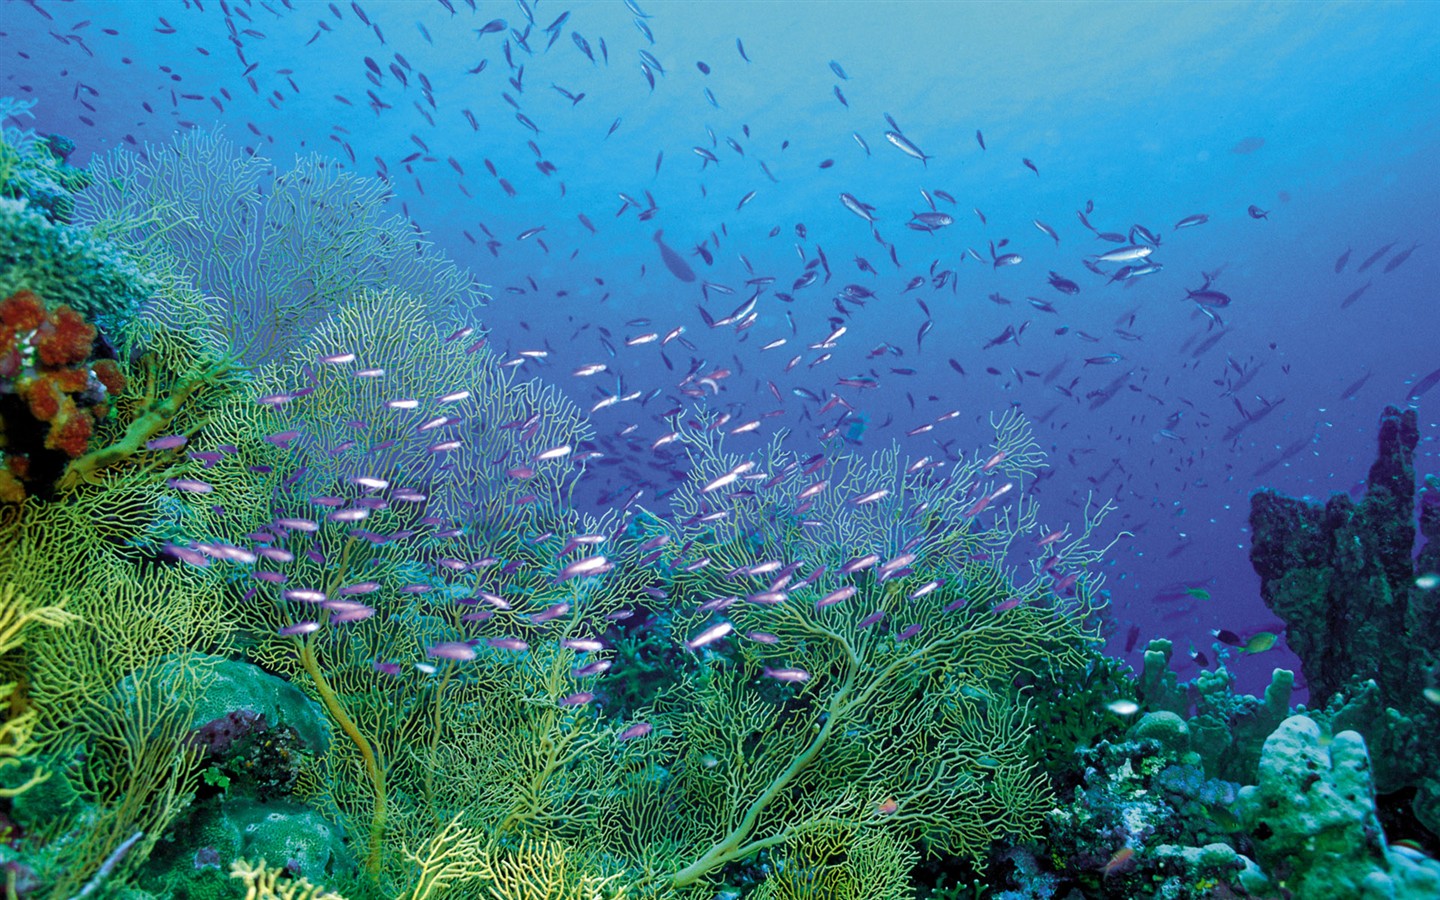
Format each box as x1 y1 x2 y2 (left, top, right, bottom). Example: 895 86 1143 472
618 721 653 741
429 641 478 660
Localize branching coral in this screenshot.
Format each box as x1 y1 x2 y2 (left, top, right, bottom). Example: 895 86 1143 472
747 825 917 900
75 129 486 367
39 653 212 897
471 835 632 900
169 288 641 887
254 288 590 522
230 858 347 900
551 414 1115 894
0 584 77 800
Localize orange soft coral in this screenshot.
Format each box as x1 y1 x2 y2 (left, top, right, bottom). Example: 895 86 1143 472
0 290 46 331
50 367 89 393
0 326 18 379
34 304 95 368
92 358 126 395
45 399 92 458
23 377 62 423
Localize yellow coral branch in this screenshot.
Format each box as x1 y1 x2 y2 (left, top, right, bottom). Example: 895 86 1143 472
229 858 346 900
0 584 76 798
55 356 232 491
397 814 487 900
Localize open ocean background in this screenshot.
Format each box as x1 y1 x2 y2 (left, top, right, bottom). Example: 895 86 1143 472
5 0 1439 697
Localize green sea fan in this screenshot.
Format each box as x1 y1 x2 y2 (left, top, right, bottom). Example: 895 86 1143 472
74 128 486 367
664 408 1050 568
254 287 591 524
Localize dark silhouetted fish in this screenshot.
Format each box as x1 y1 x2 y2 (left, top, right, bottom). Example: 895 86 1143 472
1409 365 1440 402
1230 136 1265 154
1382 242 1419 274
1334 247 1350 273
1356 242 1394 272
654 231 696 282
1339 370 1372 400
572 31 594 62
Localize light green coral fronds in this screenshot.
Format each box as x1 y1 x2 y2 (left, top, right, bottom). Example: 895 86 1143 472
749 825 917 900
231 857 347 900
0 584 77 799
76 129 486 366
257 288 591 523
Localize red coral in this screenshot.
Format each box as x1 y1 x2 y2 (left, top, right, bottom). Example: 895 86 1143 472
92 358 126 395
5 456 29 480
23 377 62 422
2 293 117 498
45 399 92 458
35 304 95 368
0 326 17 379
50 367 89 393
0 290 45 331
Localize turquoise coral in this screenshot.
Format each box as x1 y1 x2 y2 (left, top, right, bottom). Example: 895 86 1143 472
1238 715 1440 898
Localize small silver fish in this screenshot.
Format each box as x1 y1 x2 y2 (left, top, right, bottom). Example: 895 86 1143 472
884 130 930 166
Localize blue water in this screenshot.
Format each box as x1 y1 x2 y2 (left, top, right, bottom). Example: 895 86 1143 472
5 0 1438 696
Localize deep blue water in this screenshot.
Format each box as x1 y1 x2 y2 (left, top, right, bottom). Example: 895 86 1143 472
5 0 1438 696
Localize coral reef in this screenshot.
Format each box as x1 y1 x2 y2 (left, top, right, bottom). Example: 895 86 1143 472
13 93 1440 900
1 99 153 327
74 129 485 367
1250 405 1440 841
229 858 346 900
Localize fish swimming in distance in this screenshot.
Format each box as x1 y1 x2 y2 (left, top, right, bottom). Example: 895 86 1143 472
839 192 878 224
1356 242 1395 272
653 231 696 282
1047 271 1080 294
910 211 953 229
1231 136 1265 154
1382 242 1420 274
